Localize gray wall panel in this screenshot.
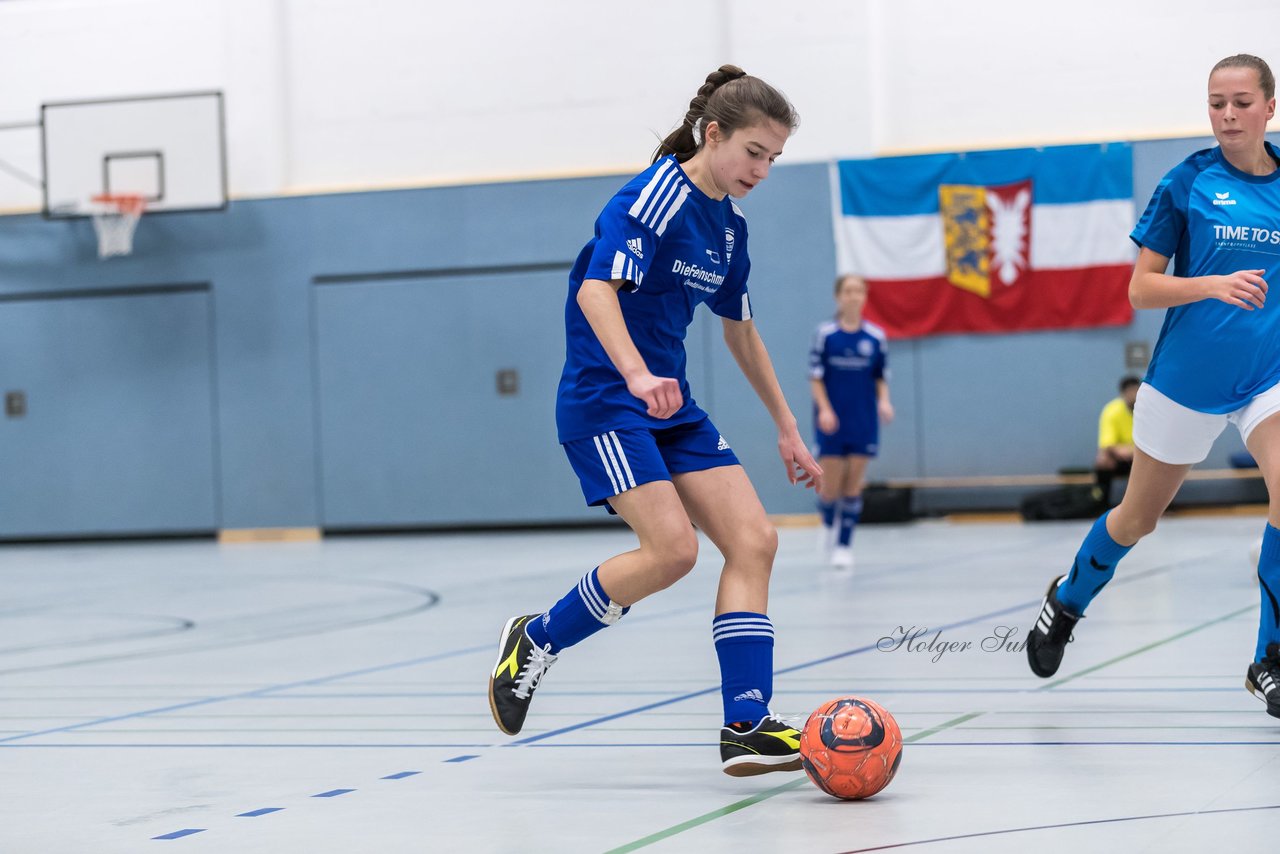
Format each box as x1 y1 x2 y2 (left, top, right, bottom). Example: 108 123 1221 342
0 289 217 536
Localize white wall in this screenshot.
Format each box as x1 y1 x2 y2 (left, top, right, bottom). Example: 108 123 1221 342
0 0 1276 211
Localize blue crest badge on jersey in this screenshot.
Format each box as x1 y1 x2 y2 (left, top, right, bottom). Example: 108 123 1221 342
857 339 873 356
939 178 1032 298
725 228 735 265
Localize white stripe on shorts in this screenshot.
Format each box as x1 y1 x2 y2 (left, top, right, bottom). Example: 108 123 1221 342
607 431 637 488
593 434 621 494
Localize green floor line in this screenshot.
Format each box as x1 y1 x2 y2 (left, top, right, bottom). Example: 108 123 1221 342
601 713 981 854
1039 604 1254 691
604 602 1254 853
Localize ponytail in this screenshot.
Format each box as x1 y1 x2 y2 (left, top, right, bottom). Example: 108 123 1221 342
652 65 797 164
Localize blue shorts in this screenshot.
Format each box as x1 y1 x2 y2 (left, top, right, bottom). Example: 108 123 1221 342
562 417 740 510
814 430 878 458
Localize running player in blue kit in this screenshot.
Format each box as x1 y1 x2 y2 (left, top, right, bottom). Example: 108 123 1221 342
810 274 893 569
1026 54 1280 718
487 66 824 775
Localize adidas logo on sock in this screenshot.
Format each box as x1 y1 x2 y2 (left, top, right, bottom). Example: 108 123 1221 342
733 688 764 703
717 434 730 451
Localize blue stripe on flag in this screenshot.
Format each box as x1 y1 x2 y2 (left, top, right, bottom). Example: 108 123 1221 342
839 142 1132 216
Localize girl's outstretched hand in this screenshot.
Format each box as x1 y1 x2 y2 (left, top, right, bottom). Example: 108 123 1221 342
778 424 823 492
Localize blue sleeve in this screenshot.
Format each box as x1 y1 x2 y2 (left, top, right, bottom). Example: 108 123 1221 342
583 193 659 293
708 222 752 321
874 340 887 382
1130 162 1194 258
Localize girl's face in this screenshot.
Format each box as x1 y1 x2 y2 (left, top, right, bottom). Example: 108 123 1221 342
836 276 867 316
704 119 789 199
1208 67 1275 155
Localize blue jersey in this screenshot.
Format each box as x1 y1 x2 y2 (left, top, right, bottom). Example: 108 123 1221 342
809 319 888 439
556 156 752 442
1133 143 1280 413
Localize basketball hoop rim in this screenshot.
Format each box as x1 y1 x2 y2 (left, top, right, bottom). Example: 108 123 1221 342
90 193 148 215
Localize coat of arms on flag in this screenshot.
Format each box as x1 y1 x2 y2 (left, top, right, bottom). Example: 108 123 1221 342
832 144 1135 338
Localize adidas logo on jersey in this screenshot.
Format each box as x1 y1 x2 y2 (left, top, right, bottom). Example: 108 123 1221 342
627 237 643 258
717 435 730 451
733 688 764 703
1213 191 1237 206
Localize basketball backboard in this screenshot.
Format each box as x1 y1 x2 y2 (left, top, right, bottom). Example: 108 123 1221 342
42 90 226 218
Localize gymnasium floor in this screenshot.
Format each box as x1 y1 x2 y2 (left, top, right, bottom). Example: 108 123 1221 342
2 513 1278 853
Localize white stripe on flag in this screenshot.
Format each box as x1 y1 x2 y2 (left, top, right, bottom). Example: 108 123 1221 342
593 435 621 495
608 432 636 488
1033 201 1136 269
834 199 1136 280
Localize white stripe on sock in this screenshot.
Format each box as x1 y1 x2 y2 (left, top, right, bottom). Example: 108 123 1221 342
578 574 608 619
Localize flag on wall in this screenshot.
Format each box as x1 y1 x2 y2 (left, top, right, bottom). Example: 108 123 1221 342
832 143 1135 338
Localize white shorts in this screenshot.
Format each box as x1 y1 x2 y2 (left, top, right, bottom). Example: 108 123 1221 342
1133 381 1280 465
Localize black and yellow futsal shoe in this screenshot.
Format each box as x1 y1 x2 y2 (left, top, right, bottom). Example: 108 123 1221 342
720 714 803 776
488 614 557 736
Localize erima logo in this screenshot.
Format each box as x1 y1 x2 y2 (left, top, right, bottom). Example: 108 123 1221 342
717 435 730 451
626 237 643 258
733 688 763 702
1213 191 1237 206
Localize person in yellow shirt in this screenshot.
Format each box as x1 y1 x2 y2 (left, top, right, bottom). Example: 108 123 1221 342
1094 376 1140 505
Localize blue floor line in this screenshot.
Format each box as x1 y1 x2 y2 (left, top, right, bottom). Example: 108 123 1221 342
0 644 491 744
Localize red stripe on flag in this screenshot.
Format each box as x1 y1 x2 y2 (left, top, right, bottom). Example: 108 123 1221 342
863 265 1133 339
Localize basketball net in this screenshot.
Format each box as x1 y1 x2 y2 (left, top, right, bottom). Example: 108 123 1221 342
89 193 146 258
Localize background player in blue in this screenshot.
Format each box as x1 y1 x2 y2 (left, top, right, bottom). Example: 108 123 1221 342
487 66 825 775
810 274 893 569
1025 54 1280 718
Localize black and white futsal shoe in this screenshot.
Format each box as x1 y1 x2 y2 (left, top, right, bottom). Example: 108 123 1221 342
1245 642 1280 719
1026 575 1082 678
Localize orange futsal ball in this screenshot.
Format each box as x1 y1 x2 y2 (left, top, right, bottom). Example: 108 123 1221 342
799 696 902 800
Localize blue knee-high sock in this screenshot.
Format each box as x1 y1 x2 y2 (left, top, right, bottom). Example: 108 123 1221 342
1055 511 1134 615
713 612 774 726
525 567 629 654
819 499 837 529
837 496 863 547
1256 524 1280 662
